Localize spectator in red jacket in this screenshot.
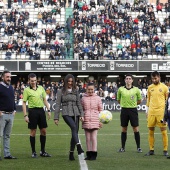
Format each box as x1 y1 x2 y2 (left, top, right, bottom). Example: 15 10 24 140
154 35 159 42
82 3 88 11
131 42 137 49
101 27 107 34
134 18 139 24
156 3 162 12
104 17 111 25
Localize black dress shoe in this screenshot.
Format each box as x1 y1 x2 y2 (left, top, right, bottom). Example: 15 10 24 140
4 155 17 159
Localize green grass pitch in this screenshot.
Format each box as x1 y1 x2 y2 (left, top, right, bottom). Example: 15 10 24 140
1 112 170 170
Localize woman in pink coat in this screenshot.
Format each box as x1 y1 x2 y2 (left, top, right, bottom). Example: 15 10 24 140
81 83 103 160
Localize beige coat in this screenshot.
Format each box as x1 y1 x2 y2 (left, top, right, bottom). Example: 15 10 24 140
54 89 84 120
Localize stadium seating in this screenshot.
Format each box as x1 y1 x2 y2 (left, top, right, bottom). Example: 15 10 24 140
0 1 67 60
72 0 170 60
0 1 170 60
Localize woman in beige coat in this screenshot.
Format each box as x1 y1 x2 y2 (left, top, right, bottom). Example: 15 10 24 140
54 74 84 160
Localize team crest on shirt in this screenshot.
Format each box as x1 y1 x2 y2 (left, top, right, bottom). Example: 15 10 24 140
159 88 162 92
131 95 134 100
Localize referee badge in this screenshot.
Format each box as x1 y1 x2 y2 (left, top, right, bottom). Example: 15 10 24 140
40 94 43 100
131 96 134 100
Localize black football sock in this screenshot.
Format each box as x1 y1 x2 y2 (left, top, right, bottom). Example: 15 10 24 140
134 132 140 148
121 132 127 149
30 136 35 153
70 138 75 152
40 135 46 153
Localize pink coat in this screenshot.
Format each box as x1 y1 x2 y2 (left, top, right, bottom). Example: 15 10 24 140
81 93 103 129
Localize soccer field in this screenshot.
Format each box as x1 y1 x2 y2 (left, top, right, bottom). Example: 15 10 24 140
1 112 170 170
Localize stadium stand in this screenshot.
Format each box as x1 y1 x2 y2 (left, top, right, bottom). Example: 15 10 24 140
72 0 170 60
0 0 69 60
0 0 170 60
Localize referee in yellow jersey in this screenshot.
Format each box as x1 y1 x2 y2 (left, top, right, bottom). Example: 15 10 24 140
117 73 142 153
145 71 169 156
22 73 51 158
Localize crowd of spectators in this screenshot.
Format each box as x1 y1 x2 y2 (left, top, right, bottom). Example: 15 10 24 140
72 0 170 60
0 0 75 60
1 0 170 60
12 75 158 105
13 74 170 106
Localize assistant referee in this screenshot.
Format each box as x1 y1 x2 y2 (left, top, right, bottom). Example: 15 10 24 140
117 73 142 153
22 73 51 158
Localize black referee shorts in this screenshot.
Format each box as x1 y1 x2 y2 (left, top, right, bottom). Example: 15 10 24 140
120 108 139 127
28 108 47 129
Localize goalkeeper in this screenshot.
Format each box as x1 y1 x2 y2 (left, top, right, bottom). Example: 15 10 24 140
164 92 170 159
145 71 169 157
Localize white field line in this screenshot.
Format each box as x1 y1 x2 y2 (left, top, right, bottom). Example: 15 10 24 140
78 140 88 170
78 154 88 170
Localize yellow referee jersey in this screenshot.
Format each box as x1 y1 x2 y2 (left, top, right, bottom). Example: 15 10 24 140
23 85 46 108
146 83 169 115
